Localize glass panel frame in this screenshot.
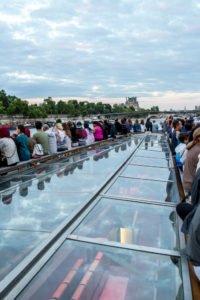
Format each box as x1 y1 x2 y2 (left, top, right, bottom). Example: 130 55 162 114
72 197 179 251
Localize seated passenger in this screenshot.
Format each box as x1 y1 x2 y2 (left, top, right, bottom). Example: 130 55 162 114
52 123 66 152
0 128 19 167
75 122 87 146
62 122 72 150
145 118 152 132
121 119 128 135
15 125 31 161
33 121 49 155
42 124 57 154
152 120 158 133
25 128 36 154
93 121 103 141
133 119 141 132
115 118 122 135
84 122 95 145
140 120 146 132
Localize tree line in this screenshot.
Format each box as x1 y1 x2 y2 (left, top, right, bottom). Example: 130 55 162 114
0 90 159 118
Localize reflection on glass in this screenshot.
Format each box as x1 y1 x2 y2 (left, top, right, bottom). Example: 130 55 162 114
141 144 169 152
17 240 183 300
74 198 179 250
0 230 48 282
0 188 92 232
106 177 178 202
131 156 172 168
121 165 175 181
135 150 169 159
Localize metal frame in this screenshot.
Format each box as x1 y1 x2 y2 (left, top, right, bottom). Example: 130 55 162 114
0 135 145 299
99 194 177 207
129 162 174 169
99 173 180 204
118 174 174 183
67 234 180 257
0 133 193 300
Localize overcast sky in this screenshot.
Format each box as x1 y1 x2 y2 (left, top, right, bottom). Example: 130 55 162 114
0 0 200 110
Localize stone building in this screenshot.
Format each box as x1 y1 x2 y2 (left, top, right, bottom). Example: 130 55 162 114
125 97 139 111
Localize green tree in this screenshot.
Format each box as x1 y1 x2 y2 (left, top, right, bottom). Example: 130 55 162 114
0 101 5 114
43 97 57 114
0 90 10 110
57 100 67 114
150 106 159 112
104 104 112 114
7 98 29 116
95 102 104 114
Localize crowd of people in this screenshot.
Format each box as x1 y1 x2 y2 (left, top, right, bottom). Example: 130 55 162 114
163 115 200 280
0 117 165 168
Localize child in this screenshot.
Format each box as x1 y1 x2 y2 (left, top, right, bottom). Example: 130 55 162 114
175 132 189 167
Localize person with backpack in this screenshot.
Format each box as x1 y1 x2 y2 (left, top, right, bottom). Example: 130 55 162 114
33 121 49 155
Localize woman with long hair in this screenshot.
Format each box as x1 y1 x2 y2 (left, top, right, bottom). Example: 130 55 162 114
62 122 72 150
15 124 30 161
93 121 103 141
140 120 146 132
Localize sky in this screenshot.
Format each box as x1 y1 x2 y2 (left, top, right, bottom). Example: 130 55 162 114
0 0 200 110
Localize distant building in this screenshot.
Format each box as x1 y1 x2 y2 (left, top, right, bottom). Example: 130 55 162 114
125 97 139 111
195 105 200 110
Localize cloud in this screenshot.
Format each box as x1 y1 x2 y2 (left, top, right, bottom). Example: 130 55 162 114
0 0 200 109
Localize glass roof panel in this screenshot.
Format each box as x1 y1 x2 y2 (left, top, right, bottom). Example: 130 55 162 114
121 165 175 181
140 144 169 152
17 240 183 300
0 185 91 232
73 198 179 250
131 156 173 168
106 177 178 203
0 230 48 282
135 149 170 159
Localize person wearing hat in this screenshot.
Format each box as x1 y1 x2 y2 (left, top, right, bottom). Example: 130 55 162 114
183 127 200 193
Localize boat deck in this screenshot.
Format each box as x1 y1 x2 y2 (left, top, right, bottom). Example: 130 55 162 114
0 133 198 299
